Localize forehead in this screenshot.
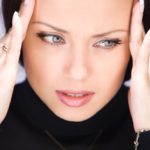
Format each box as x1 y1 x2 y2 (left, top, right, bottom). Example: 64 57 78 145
32 0 133 32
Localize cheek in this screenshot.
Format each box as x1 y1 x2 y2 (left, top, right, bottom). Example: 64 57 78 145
22 29 71 86
22 36 60 88
94 46 130 92
23 47 61 84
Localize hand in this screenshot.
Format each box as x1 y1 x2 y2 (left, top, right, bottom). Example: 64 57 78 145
0 0 35 124
129 0 150 132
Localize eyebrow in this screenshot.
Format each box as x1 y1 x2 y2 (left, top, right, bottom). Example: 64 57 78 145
32 21 68 33
32 21 128 37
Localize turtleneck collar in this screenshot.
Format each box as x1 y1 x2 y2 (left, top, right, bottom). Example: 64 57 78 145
11 80 130 140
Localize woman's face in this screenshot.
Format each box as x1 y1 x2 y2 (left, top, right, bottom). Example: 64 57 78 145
23 0 133 121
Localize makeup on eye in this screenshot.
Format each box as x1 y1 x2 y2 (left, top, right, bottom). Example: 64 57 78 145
36 31 123 49
36 32 65 46
33 21 128 48
93 38 123 49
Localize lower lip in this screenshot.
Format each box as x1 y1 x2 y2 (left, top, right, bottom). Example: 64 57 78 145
56 92 94 107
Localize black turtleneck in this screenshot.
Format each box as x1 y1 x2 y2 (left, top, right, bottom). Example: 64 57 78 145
0 80 136 150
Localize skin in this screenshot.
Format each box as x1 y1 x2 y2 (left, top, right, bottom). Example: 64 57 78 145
0 0 35 123
23 0 132 121
1 0 150 133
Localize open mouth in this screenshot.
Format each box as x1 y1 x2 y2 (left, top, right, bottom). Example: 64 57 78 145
56 90 95 107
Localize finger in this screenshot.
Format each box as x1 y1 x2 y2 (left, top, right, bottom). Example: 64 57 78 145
133 0 138 5
19 0 35 38
0 32 11 63
0 44 8 64
134 29 150 79
5 12 22 66
130 1 145 63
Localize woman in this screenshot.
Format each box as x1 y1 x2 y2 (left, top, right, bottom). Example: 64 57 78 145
0 0 150 149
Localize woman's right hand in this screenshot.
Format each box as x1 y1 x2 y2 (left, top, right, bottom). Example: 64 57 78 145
0 0 35 124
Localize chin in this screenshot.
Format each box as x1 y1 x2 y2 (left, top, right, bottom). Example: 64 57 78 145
52 107 98 122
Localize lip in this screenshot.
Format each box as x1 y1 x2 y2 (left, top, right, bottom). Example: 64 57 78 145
56 90 95 107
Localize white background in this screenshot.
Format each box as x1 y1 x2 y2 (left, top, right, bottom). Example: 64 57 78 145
0 0 5 37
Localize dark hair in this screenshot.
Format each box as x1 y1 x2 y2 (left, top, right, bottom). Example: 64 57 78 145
2 0 150 80
2 0 150 32
143 0 150 32
2 0 22 33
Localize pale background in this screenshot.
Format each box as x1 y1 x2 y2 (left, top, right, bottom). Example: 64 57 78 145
0 0 5 37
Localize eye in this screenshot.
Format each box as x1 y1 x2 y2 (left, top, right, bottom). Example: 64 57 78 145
93 39 122 49
37 32 65 46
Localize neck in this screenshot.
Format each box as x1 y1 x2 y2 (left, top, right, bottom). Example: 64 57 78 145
11 80 129 141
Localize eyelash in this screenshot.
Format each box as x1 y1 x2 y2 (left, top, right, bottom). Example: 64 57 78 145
93 39 122 49
36 32 122 49
37 32 65 46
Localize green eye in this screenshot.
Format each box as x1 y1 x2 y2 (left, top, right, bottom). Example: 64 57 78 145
94 39 122 49
37 32 65 45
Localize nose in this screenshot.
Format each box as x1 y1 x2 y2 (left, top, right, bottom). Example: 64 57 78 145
65 49 91 81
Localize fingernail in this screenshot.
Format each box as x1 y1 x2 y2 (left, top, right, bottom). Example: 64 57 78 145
12 11 20 27
139 0 145 13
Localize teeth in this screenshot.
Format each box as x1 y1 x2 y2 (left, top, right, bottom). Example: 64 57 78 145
65 93 85 97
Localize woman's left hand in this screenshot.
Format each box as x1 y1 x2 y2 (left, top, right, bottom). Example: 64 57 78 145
129 0 150 132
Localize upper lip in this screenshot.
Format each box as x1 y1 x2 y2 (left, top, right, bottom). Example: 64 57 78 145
56 90 95 96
